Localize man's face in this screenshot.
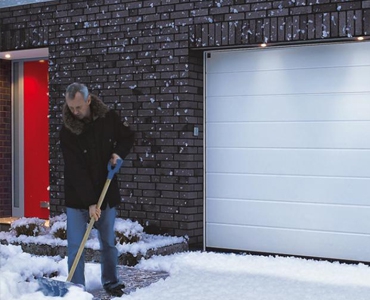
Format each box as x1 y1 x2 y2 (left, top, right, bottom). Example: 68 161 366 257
66 91 91 120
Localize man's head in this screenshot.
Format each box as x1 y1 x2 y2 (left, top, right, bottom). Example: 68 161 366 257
65 83 91 120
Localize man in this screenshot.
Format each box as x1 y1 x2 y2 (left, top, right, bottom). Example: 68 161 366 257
60 82 134 297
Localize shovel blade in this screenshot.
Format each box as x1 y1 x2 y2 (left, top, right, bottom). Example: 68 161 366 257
37 277 77 297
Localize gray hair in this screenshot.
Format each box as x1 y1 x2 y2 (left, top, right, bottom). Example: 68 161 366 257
65 82 89 102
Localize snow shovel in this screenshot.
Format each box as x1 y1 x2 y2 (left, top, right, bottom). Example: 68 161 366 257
37 158 123 297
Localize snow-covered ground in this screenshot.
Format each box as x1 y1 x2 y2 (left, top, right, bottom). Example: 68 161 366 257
1 243 370 300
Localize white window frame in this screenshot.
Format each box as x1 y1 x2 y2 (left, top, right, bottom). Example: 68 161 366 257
12 61 24 217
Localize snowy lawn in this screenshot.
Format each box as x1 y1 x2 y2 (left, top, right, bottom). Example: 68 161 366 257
1 244 370 300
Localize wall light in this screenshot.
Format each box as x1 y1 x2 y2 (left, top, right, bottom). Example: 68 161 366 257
5 54 11 59
357 36 364 41
260 43 267 48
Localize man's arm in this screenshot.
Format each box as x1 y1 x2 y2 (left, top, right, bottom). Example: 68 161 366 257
111 111 135 160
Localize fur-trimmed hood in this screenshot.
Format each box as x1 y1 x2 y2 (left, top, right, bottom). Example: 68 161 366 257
62 94 109 135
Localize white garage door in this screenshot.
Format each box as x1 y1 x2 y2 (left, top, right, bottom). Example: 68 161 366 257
205 41 370 262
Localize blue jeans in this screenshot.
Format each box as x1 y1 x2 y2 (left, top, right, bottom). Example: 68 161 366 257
66 205 118 287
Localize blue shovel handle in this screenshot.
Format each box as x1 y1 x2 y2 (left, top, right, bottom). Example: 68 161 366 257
107 158 123 179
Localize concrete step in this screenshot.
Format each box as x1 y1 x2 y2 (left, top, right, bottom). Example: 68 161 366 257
0 216 188 266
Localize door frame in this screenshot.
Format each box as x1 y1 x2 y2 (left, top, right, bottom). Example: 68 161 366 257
11 54 48 217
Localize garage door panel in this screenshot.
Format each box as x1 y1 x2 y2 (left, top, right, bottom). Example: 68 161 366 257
206 199 370 234
205 42 370 262
207 148 370 177
207 122 370 149
206 93 370 122
207 66 370 97
206 43 370 73
206 174 370 206
206 224 370 262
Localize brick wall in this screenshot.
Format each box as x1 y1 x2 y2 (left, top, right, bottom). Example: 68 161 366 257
190 0 370 46
0 0 369 246
0 59 12 217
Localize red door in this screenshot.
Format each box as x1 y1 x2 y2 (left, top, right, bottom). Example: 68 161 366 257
23 60 49 219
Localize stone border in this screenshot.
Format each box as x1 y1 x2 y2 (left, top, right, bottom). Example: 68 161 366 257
1 239 188 266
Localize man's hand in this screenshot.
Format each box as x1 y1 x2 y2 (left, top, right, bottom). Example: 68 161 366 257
89 204 101 221
110 153 121 166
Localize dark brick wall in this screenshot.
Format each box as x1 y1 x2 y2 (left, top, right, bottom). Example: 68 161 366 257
190 0 370 46
0 59 12 217
0 0 369 245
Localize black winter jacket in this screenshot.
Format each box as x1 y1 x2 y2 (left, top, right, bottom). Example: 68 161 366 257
60 95 134 210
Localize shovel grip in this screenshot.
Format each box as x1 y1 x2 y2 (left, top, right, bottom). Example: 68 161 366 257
107 158 123 180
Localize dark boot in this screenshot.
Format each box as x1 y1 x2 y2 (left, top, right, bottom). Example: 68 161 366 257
103 282 125 297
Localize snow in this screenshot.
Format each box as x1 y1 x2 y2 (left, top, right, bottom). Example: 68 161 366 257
114 218 143 239
1 243 370 300
1 217 369 299
1 216 185 256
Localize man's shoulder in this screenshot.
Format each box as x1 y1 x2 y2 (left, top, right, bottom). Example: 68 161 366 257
105 109 117 116
103 109 121 121
103 110 131 130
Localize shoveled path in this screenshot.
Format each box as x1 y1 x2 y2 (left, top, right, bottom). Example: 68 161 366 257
90 265 169 299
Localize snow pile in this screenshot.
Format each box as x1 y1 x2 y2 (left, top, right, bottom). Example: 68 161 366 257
115 218 143 244
0 244 89 300
49 213 68 239
115 218 143 236
116 234 185 257
0 244 62 281
10 217 46 237
49 221 67 238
